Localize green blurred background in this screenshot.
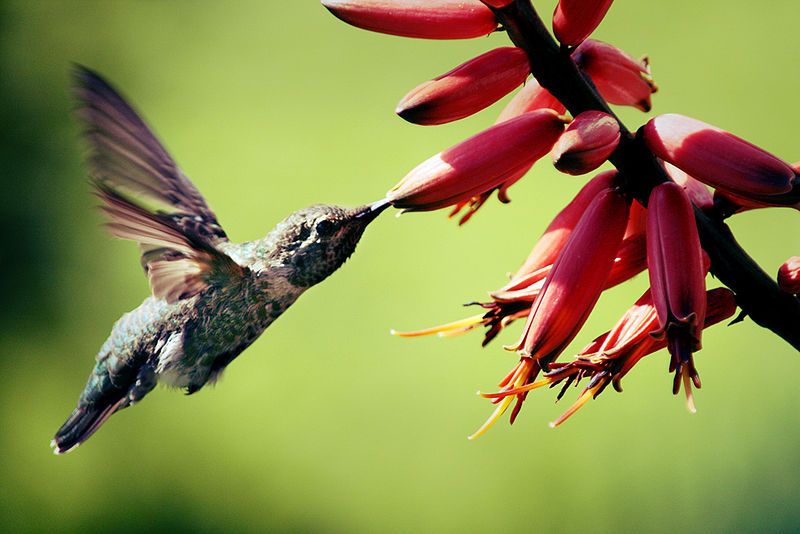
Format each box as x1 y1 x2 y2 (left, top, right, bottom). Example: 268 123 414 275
1 1 799 532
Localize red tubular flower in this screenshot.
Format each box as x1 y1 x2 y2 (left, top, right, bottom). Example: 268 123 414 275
396 47 530 126
386 110 565 211
320 0 497 40
573 40 657 112
482 0 513 7
476 288 735 430
553 0 614 47
642 114 795 198
778 256 800 294
647 182 707 406
512 187 630 363
496 78 566 122
663 162 713 211
551 111 620 175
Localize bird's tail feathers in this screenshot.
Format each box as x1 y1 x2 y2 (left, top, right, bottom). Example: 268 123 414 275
51 398 124 455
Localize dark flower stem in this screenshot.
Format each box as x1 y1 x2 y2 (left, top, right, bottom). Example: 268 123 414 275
489 0 800 350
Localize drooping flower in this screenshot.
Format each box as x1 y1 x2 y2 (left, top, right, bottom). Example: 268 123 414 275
551 111 620 175
396 47 530 125
778 257 800 294
512 187 630 363
553 0 614 47
320 0 497 40
642 114 795 198
646 182 707 408
386 110 565 212
573 39 657 112
495 78 566 122
477 287 737 429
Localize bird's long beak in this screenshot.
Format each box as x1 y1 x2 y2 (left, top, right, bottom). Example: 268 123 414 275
353 198 391 223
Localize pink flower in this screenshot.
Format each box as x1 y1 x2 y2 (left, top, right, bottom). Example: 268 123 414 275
386 110 565 211
553 0 614 47
574 40 657 112
496 78 566 122
778 256 800 294
396 47 530 125
642 114 795 197
551 111 620 175
321 0 497 40
646 182 707 407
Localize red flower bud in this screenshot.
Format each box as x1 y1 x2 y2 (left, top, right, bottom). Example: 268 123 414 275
551 111 620 175
397 47 530 125
663 162 713 211
778 256 800 294
386 111 565 211
574 40 657 112
553 0 614 47
642 114 795 197
646 182 707 403
321 0 497 40
496 78 566 123
512 187 631 365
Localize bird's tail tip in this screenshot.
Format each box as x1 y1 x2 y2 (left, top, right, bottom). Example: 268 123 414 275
51 400 122 455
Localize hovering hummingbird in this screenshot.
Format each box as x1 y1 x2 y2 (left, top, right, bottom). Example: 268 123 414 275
52 67 388 454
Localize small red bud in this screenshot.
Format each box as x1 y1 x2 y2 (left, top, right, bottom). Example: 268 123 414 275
642 114 795 197
321 0 497 39
778 257 800 294
574 40 657 112
387 111 565 211
551 111 620 175
553 0 614 47
396 47 530 125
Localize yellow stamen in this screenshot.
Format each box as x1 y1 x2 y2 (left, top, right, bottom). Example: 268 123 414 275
683 369 697 414
390 314 485 338
549 384 601 428
468 395 514 441
479 377 553 399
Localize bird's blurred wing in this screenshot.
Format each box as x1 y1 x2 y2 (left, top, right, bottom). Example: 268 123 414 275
73 65 228 243
95 183 246 303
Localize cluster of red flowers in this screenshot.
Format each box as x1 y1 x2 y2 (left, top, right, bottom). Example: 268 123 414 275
323 0 799 436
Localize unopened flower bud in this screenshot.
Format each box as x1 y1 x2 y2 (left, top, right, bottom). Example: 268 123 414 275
387 110 565 211
397 47 530 125
778 256 800 294
574 40 657 112
551 111 620 175
321 0 497 40
642 114 795 197
553 0 614 47
496 79 566 122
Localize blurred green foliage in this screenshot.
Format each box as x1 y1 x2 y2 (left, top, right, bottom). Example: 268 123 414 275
1 1 799 532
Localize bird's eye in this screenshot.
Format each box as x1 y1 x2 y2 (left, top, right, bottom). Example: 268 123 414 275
315 219 336 236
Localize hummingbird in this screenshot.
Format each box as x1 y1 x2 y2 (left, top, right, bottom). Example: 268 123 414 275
51 67 388 454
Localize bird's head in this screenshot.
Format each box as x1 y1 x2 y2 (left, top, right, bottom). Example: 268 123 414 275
268 199 389 287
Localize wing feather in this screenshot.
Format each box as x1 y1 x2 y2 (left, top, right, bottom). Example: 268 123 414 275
73 65 227 243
